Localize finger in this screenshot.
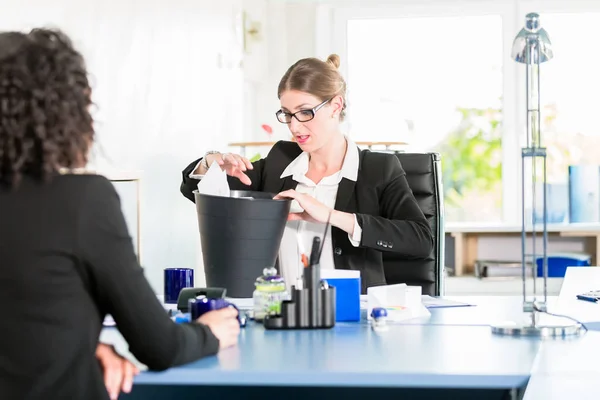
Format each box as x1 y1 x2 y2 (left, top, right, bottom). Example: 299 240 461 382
218 306 239 318
232 155 247 171
233 170 252 186
274 190 297 200
121 360 135 393
105 363 121 400
287 213 305 221
222 153 238 167
241 156 254 170
231 319 241 333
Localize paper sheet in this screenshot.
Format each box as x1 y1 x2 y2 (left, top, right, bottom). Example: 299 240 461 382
421 296 475 309
196 161 230 197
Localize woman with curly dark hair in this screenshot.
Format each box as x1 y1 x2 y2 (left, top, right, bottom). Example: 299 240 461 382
0 28 240 400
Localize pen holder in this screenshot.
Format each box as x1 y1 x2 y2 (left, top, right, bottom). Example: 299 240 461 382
189 297 246 327
263 282 336 330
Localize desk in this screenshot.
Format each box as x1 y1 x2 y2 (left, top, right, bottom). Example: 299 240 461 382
446 223 600 275
103 267 600 400
523 268 600 399
106 324 536 400
523 375 600 399
105 300 538 399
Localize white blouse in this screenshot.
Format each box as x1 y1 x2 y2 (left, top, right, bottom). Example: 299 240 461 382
277 137 362 289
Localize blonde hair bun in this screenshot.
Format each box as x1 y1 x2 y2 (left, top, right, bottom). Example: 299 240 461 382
326 54 340 69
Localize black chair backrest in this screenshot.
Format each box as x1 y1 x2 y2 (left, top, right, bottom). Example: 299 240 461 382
383 152 445 296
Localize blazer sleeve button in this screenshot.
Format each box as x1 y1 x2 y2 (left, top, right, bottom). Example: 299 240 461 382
376 240 382 246
334 247 342 256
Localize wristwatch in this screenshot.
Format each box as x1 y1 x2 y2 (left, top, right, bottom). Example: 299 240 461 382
201 150 221 170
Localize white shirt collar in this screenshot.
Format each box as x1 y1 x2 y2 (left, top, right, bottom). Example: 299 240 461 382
280 136 359 182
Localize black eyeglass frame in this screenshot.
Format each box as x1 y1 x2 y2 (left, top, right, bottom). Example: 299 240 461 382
275 97 332 124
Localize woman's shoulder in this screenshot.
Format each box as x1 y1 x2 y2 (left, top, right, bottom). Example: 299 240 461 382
269 140 303 157
54 173 118 197
264 140 303 167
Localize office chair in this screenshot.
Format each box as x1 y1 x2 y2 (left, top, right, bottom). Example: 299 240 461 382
382 152 445 296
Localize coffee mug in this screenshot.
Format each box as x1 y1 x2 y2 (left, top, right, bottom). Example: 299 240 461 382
164 268 194 304
189 296 245 327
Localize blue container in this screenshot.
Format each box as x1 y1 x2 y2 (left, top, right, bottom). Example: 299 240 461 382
188 296 245 326
323 277 361 322
536 253 591 278
164 268 194 304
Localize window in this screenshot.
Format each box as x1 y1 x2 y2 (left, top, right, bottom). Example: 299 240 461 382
346 15 504 222
534 12 600 223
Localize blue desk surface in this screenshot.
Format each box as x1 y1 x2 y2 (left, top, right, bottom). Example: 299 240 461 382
103 315 538 389
100 268 600 395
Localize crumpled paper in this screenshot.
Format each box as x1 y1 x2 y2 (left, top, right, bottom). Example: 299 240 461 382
196 161 230 197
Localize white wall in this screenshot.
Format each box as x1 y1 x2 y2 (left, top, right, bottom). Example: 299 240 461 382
1 0 245 292
241 0 322 145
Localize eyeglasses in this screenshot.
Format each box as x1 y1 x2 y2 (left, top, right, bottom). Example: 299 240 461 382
275 98 331 124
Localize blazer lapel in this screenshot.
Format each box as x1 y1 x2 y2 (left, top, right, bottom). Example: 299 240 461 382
277 175 298 193
334 178 357 213
335 146 361 213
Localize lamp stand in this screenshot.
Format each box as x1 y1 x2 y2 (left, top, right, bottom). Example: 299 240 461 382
491 13 583 337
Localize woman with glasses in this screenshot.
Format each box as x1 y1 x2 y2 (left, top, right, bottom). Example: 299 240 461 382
180 54 433 293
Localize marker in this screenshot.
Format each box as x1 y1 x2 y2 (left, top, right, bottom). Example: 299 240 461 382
576 295 598 303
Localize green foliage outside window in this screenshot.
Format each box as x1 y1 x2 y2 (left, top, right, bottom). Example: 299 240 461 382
434 107 503 218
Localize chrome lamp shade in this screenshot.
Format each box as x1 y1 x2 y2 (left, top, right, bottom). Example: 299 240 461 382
511 13 554 64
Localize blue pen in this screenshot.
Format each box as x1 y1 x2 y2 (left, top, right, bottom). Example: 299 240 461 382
576 295 598 303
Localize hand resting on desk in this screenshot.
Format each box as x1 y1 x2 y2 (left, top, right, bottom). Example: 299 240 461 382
197 308 241 349
96 343 139 400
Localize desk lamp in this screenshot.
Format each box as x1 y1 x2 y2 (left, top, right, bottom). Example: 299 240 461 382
491 13 583 337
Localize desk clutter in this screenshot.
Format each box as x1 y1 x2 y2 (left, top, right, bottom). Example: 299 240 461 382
164 277 442 330
154 160 440 330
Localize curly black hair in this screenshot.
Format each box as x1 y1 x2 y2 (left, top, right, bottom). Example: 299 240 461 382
0 28 93 188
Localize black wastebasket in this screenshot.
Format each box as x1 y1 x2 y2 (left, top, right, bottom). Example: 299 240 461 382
194 190 291 298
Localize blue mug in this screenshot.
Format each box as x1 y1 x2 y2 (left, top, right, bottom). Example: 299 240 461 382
164 268 194 304
189 297 245 327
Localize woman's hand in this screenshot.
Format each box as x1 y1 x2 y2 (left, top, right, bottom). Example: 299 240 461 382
273 190 333 224
96 343 139 400
274 189 357 235
206 152 253 185
197 307 241 350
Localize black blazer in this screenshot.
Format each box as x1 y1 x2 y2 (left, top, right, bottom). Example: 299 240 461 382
180 140 433 293
0 175 219 400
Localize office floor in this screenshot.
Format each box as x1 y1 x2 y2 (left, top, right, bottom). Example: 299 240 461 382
445 276 564 296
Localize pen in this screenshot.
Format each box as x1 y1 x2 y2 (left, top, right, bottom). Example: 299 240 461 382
576 295 598 303
296 224 308 288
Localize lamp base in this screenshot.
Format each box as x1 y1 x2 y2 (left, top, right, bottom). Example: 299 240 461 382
491 321 584 337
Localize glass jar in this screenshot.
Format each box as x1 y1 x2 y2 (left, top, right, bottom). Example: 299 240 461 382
253 267 289 321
